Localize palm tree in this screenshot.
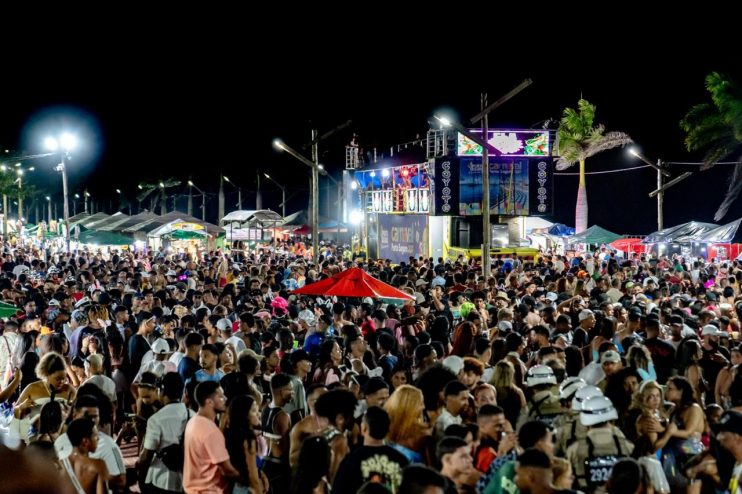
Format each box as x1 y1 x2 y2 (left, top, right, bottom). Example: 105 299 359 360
0 171 17 236
681 72 742 221
556 99 632 232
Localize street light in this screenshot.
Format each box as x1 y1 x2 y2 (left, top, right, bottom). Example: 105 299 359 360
274 137 328 264
45 133 77 250
223 175 244 210
45 196 52 223
263 173 287 218
187 180 207 221
629 148 689 230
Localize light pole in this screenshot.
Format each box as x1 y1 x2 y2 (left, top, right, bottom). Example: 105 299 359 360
46 196 52 223
263 173 286 218
274 137 328 265
223 175 244 210
188 180 207 221
84 190 91 214
14 164 34 222
628 148 680 231
45 133 77 251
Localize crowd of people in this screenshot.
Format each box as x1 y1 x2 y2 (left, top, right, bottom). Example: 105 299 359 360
0 239 741 494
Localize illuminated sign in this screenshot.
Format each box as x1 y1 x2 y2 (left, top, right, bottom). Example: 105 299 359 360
355 163 431 214
171 222 204 231
457 130 550 157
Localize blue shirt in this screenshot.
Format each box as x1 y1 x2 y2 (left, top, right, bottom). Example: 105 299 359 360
192 368 225 383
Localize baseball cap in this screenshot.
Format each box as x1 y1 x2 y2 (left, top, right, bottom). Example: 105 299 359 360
175 282 188 292
578 309 594 322
74 296 92 310
151 338 171 355
701 324 723 336
442 355 464 375
600 350 621 364
71 309 88 324
415 278 429 287
712 410 742 435
216 318 233 332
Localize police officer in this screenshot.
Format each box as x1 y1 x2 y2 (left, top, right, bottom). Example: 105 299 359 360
553 378 590 456
567 395 633 494
518 364 562 429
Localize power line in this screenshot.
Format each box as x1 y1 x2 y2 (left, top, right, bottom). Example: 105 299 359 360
554 164 652 176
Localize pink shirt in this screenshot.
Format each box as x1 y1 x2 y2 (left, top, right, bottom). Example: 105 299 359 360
183 415 230 493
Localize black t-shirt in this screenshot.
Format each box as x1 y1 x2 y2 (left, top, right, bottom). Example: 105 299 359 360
332 444 410 494
128 334 151 376
178 356 201 383
644 337 676 384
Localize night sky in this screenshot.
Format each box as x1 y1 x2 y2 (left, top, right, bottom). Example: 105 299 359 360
2 43 741 236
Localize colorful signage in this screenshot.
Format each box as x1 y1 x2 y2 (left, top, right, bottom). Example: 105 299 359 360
378 214 429 264
457 130 550 157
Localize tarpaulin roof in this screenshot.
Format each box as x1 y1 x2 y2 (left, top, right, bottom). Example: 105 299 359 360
694 218 742 244
97 211 159 231
646 221 719 243
567 225 622 245
610 237 645 252
77 230 133 246
547 223 575 236
221 210 283 228
292 267 415 300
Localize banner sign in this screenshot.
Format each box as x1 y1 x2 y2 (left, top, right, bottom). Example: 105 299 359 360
432 157 460 215
378 215 429 264
457 129 550 157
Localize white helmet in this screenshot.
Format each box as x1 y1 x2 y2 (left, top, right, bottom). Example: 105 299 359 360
580 395 618 426
559 377 587 401
571 385 603 411
526 364 556 387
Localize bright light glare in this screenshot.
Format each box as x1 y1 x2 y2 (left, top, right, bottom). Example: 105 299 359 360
28 167 34 171
45 137 58 151
16 170 23 176
116 189 121 194
628 148 640 157
159 182 165 188
138 185 143 190
45 196 50 201
370 171 376 177
61 133 77 150
264 173 271 179
75 194 80 198
188 180 194 186
351 181 358 190
223 176 231 183
0 165 6 172
382 169 390 178
134 240 145 250
349 210 363 225
273 139 285 151
434 115 452 127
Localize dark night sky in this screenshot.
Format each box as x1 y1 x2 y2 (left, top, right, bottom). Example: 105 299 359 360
1 39 741 236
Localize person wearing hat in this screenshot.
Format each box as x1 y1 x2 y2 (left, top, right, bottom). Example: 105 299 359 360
574 309 596 349
597 350 623 392
518 365 562 430
494 291 510 310
567 395 633 493
554 384 601 457
715 410 742 494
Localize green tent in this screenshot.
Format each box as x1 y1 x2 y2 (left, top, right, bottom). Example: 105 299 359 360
0 301 19 318
165 230 207 240
567 225 622 245
77 230 133 246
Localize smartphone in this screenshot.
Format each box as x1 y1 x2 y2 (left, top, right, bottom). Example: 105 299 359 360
292 340 299 350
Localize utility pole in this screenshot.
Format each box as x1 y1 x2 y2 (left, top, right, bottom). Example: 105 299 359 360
255 171 261 210
657 159 663 230
481 93 491 279
218 174 225 222
187 180 193 216
311 130 320 265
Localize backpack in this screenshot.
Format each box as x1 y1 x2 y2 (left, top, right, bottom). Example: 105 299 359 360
157 405 188 471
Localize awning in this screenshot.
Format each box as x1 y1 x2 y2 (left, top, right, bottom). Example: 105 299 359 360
566 225 622 245
77 230 133 246
292 268 415 300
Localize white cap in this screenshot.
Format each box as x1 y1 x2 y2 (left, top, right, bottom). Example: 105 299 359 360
600 350 621 364
545 292 558 302
442 355 465 375
578 309 594 322
559 376 587 401
580 395 618 426
572 385 604 411
151 338 171 355
701 324 723 336
216 318 233 332
165 270 177 276
526 364 556 387
497 320 513 332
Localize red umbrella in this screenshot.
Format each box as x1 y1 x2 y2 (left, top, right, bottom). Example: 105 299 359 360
292 267 415 300
610 237 645 253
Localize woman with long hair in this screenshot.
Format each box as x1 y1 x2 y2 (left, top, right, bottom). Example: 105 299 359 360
630 380 669 449
626 344 657 382
681 339 708 405
715 346 741 407
383 384 431 463
489 360 526 428
224 395 266 494
291 435 331 494
450 321 476 357
312 339 342 386
13 352 76 443
31 400 64 446
655 377 705 494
